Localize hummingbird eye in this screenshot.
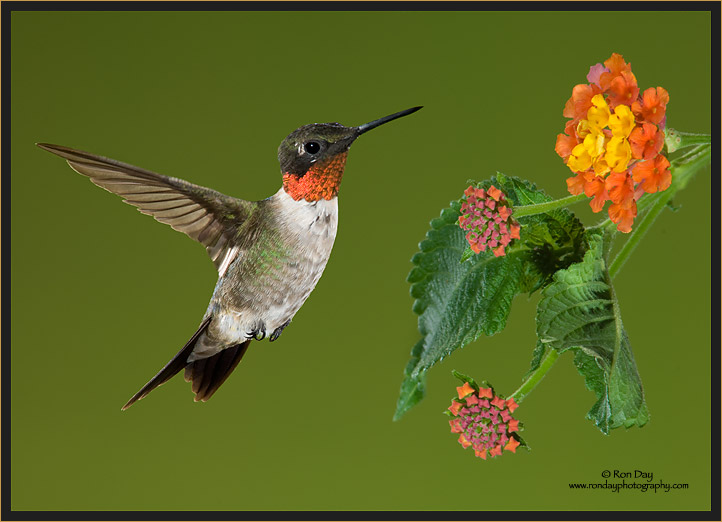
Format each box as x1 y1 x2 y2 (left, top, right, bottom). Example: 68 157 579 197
304 141 321 155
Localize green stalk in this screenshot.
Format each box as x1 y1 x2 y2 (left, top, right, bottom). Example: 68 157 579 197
510 348 559 403
608 144 710 278
509 138 710 404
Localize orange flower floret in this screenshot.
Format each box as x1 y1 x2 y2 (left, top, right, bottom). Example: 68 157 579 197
506 398 519 413
605 52 632 74
478 387 493 398
458 434 472 449
629 122 664 160
487 185 503 201
491 396 506 409
448 400 463 415
449 418 463 433
582 173 608 213
456 381 475 399
599 53 633 91
607 71 639 109
566 172 586 196
632 87 669 125
605 171 635 206
631 155 672 194
607 198 637 234
563 83 602 121
505 437 521 453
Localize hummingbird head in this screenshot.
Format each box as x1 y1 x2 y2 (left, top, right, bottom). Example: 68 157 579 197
278 106 422 202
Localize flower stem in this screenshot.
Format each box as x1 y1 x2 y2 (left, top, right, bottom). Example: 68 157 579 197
514 193 587 218
508 139 710 405
510 348 560 403
608 143 711 278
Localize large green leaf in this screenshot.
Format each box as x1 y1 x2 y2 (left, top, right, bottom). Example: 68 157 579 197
395 174 585 420
536 231 649 433
392 340 426 422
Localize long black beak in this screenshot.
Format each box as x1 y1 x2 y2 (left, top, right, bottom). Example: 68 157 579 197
357 106 423 135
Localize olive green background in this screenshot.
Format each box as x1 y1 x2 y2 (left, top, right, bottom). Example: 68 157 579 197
10 10 712 512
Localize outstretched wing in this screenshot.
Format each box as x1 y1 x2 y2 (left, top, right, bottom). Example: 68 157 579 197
37 143 254 275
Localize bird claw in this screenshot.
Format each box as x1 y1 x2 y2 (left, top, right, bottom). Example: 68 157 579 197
269 320 291 342
246 323 266 341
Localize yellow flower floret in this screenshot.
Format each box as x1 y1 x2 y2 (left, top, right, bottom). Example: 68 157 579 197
593 153 611 177
568 95 634 176
605 136 633 173
567 142 592 172
582 126 607 159
608 104 635 138
587 94 611 129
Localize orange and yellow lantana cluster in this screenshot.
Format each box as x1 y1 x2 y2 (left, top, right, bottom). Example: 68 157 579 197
555 53 671 233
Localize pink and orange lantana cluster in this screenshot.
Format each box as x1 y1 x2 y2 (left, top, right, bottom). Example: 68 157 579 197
555 53 671 233
458 185 520 257
448 381 521 460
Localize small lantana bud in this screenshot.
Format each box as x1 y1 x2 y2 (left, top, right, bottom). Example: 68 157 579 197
505 436 521 453
458 185 521 257
446 379 523 460
448 401 463 416
456 382 475 399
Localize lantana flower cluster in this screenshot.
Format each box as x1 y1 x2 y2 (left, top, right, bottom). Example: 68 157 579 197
458 185 520 257
448 381 521 460
555 53 671 233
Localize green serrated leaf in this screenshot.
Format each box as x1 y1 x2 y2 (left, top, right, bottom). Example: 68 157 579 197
395 175 586 419
524 340 548 380
459 246 475 263
414 249 525 376
536 231 649 434
573 349 612 433
393 340 427 421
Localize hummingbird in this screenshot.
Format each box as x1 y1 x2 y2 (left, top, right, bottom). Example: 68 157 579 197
38 106 422 410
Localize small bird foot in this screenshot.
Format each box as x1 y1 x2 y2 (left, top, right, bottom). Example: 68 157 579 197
246 322 267 341
269 320 291 342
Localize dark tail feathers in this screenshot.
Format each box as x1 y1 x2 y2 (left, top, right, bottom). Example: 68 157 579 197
183 342 250 402
121 317 250 410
